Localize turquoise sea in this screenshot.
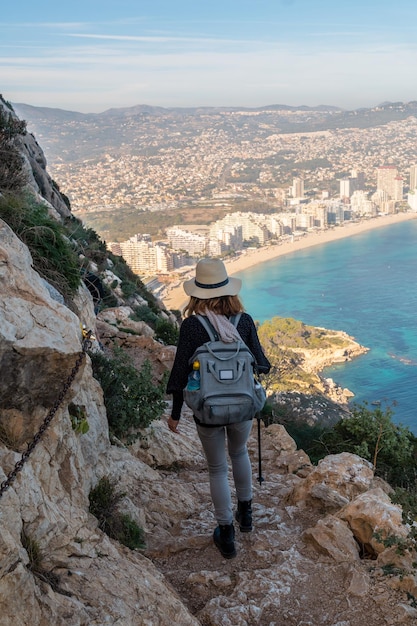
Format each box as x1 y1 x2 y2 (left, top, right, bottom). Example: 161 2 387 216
235 219 417 432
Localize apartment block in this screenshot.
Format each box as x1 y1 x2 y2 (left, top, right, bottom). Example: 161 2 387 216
166 227 207 255
409 164 417 191
377 165 403 201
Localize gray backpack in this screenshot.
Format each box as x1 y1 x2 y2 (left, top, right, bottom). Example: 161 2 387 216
183 314 266 425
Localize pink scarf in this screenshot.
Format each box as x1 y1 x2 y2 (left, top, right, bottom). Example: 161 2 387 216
203 310 242 343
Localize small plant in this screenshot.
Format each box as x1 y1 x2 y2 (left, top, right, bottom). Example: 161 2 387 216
89 476 145 549
406 592 417 608
68 404 90 435
0 423 19 450
90 347 167 442
21 530 43 571
391 487 417 525
373 530 411 557
381 563 406 578
21 529 65 592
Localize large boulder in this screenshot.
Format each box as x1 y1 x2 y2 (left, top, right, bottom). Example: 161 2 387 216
287 452 374 511
337 488 407 557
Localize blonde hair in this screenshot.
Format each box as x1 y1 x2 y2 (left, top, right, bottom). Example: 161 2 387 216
184 295 244 318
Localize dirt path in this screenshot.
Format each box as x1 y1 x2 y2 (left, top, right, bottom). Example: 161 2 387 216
143 416 414 626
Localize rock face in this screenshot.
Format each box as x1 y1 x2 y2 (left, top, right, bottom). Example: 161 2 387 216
0 99 71 218
18 131 72 218
96 307 176 382
0 220 199 625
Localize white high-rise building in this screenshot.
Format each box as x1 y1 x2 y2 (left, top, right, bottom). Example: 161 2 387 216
350 190 377 216
166 227 207 255
409 164 417 191
118 235 174 275
393 176 404 202
407 190 417 211
377 165 402 201
340 178 353 199
292 177 304 198
213 213 270 245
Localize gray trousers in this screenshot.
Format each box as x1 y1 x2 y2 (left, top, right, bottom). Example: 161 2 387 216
196 420 253 525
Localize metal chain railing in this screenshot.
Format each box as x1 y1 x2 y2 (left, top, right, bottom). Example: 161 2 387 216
0 329 94 501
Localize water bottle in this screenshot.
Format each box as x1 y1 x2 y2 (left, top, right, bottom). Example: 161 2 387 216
186 360 200 391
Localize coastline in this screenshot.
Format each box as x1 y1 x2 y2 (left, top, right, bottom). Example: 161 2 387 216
161 212 417 311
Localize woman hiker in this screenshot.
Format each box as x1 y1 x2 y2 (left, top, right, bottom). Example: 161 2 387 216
166 258 271 559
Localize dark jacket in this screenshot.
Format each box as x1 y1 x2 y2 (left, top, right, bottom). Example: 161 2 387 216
166 312 271 421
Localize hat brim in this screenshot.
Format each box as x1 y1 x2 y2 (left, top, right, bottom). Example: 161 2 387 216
183 276 242 299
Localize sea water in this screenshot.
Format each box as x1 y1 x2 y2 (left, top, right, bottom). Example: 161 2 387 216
236 219 417 432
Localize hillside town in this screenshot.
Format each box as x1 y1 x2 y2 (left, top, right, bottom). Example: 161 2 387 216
18 105 417 282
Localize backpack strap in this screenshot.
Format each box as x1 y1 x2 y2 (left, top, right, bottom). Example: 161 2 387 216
196 315 219 341
229 312 242 329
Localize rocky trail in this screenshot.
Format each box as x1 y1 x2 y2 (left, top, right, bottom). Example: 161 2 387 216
137 411 417 626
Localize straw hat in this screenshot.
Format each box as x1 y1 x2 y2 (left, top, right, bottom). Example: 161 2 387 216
183 258 242 300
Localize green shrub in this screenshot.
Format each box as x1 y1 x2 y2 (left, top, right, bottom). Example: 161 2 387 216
0 193 81 298
280 402 417 490
89 476 145 550
319 403 417 488
120 280 138 298
65 216 108 269
130 304 159 327
391 487 417 525
90 348 167 442
155 319 179 345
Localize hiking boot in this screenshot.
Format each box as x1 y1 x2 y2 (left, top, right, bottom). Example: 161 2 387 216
235 499 252 532
213 523 236 559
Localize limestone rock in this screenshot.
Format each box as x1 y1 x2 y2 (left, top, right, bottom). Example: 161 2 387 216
0 219 84 445
337 488 407 556
130 410 205 469
287 452 374 511
97 305 154 337
17 130 71 219
97 317 176 381
303 515 360 562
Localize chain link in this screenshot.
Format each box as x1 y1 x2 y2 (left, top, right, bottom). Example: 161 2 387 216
0 332 93 501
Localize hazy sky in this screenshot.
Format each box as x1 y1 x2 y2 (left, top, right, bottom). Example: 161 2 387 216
2 0 417 113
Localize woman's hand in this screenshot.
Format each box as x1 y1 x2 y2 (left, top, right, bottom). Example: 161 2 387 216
168 416 180 433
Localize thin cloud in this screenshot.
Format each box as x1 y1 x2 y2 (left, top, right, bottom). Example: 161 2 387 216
67 33 247 45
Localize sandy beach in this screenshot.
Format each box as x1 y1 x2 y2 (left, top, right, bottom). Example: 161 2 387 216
162 212 417 311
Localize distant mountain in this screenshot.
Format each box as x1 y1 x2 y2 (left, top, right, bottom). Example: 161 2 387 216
13 103 92 123
15 102 341 120
12 100 417 165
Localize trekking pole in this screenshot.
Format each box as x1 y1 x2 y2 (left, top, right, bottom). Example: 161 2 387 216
257 414 264 485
